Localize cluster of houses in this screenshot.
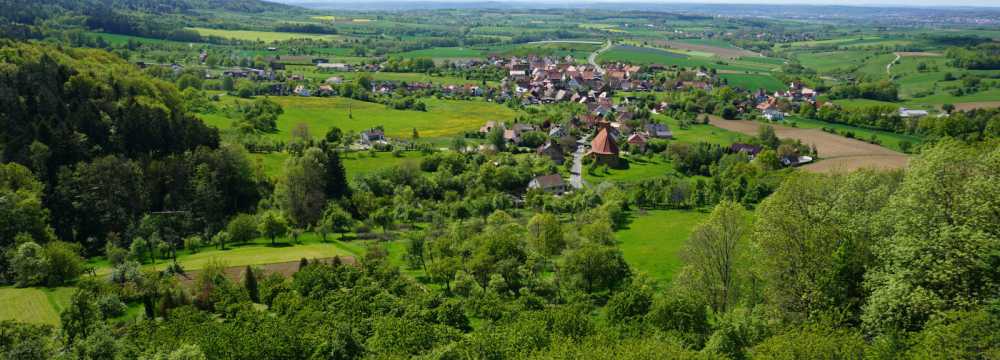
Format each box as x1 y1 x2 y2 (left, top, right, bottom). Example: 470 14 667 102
726 143 814 167
751 82 820 121
496 56 656 105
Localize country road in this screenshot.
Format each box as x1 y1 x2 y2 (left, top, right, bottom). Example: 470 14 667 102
588 40 612 75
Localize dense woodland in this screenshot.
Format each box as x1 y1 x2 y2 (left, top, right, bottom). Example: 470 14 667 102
1 1 1000 359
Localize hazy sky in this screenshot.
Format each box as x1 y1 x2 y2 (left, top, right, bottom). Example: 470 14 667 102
283 0 1000 7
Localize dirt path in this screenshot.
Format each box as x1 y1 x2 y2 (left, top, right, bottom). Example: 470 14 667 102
707 116 909 173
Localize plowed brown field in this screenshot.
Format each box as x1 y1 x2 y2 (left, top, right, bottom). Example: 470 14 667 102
708 116 909 173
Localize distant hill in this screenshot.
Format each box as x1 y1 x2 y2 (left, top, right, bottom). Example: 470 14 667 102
0 0 300 41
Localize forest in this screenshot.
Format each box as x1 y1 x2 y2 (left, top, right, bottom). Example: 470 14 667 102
1 1 999 359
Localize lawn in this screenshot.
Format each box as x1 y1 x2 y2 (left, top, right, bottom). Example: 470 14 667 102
0 287 75 326
200 96 517 140
187 27 341 42
615 210 709 286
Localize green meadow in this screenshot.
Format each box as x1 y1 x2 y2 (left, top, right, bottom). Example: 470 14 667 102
251 150 429 180
584 155 680 184
615 210 709 286
397 47 484 59
201 96 517 140
93 233 363 276
720 73 785 91
0 287 75 326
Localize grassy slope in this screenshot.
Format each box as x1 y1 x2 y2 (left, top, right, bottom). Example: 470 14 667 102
0 287 75 326
200 96 516 140
615 210 708 285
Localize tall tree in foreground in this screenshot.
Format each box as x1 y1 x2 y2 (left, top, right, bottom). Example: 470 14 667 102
752 169 900 323
864 140 1000 333
675 200 751 313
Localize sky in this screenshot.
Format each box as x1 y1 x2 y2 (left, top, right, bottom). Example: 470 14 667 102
282 0 1000 7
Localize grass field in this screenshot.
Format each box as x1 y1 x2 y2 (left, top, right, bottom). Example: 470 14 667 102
657 114 749 145
720 73 785 91
187 27 341 42
94 233 361 276
397 47 484 59
252 150 428 179
615 210 708 286
0 287 75 326
201 96 517 140
483 42 602 60
584 155 680 184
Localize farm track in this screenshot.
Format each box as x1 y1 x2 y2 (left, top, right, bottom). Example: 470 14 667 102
707 116 909 173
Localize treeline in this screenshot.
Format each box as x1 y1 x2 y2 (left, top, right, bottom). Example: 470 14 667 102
946 42 1000 70
273 22 338 35
827 80 898 102
808 103 913 133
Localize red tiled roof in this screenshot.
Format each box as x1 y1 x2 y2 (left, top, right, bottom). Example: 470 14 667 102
590 125 619 155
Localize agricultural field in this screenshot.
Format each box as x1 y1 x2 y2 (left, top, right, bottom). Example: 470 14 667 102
396 47 485 59
284 66 488 85
200 96 517 140
186 27 341 42
482 42 602 60
786 115 924 153
708 116 910 173
719 73 785 91
615 210 709 286
658 39 759 59
0 287 75 326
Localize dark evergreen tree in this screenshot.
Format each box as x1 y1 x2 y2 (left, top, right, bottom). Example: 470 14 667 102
244 266 259 303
